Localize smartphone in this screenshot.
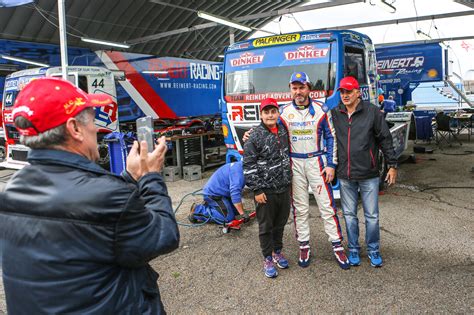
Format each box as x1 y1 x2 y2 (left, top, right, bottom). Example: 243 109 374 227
136 116 154 152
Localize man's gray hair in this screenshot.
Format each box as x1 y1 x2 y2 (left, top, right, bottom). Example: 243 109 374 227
15 108 94 149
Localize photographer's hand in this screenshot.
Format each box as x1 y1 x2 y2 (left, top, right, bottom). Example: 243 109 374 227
126 137 167 180
147 136 167 173
126 141 142 181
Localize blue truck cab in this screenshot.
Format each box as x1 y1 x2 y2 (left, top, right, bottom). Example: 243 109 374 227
221 30 380 163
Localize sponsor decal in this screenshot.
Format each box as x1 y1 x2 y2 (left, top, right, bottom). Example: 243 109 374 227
230 52 265 67
284 45 328 60
5 79 18 89
427 68 438 78
292 135 313 141
231 104 260 122
253 34 300 47
95 102 118 127
190 63 220 80
301 33 331 41
3 110 13 123
292 129 312 135
227 42 250 51
288 113 295 119
289 121 316 127
377 56 424 75
360 86 370 101
224 90 325 103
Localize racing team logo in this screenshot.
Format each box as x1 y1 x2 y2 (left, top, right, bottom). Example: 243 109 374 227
377 56 425 75
284 45 328 60
230 52 265 67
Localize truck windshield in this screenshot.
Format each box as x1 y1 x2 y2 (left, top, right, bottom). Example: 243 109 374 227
224 42 336 102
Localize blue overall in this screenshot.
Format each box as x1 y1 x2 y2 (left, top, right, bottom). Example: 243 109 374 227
192 161 245 223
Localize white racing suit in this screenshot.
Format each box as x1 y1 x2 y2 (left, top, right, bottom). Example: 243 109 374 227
280 100 343 244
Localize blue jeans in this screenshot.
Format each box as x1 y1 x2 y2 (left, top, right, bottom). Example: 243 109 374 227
339 177 380 254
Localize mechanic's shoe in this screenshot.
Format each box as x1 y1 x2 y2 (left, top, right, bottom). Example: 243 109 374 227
263 256 278 278
332 245 350 270
272 250 289 269
368 252 383 267
298 241 311 268
348 251 361 266
188 203 198 223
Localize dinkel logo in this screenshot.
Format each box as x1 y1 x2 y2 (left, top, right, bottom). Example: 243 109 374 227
284 46 328 60
230 52 264 67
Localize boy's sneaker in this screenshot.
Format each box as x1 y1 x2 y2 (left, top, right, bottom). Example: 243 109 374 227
368 252 383 267
298 242 311 268
332 246 350 270
272 250 289 269
263 256 278 278
348 251 361 266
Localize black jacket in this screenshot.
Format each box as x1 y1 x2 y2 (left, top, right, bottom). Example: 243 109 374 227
0 149 180 315
243 122 291 194
331 100 397 180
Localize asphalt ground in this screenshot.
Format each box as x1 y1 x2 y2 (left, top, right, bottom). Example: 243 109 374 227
0 138 473 314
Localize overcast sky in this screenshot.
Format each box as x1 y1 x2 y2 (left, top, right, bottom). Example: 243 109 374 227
251 0 474 80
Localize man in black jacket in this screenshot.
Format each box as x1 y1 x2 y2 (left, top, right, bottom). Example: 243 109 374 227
331 76 397 268
1 77 179 314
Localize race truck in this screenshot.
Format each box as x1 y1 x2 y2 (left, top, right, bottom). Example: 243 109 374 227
0 39 223 134
1 66 119 169
221 30 411 192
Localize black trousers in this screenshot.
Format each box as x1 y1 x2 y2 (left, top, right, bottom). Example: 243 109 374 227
256 188 291 258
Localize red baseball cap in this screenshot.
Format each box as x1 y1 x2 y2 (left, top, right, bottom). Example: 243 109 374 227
259 97 279 112
12 77 115 136
338 76 360 91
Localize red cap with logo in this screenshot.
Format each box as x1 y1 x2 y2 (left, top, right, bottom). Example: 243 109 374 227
337 76 360 91
12 77 115 136
259 97 279 112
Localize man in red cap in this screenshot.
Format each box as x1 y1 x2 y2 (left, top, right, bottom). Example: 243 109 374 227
243 97 292 278
1 77 179 314
331 76 397 268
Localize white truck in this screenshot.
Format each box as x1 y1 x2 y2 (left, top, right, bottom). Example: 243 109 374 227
1 66 119 169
